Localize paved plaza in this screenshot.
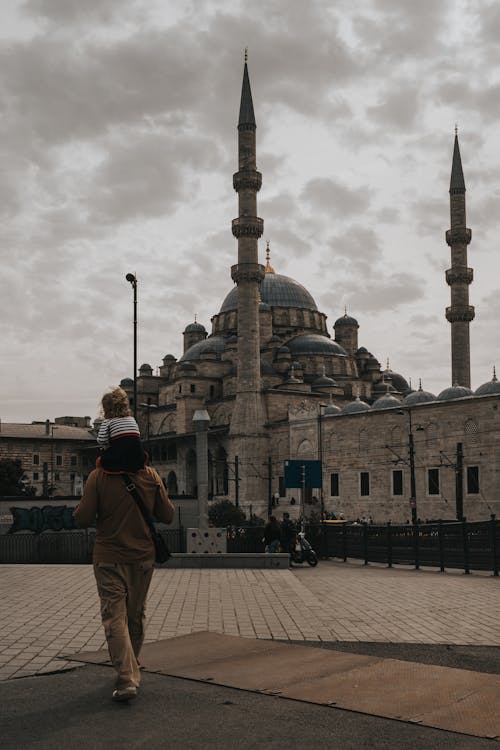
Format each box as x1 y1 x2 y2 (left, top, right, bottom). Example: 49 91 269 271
1 560 499 682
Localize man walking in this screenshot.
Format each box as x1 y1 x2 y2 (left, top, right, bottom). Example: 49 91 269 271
74 461 174 701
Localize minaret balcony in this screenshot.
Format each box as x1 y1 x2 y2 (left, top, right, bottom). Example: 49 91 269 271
232 216 264 238
446 227 471 246
233 170 262 192
446 305 475 323
231 263 266 284
445 267 473 286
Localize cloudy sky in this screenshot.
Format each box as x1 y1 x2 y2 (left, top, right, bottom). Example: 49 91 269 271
2 0 500 423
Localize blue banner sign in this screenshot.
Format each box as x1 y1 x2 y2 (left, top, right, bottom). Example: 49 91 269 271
284 460 322 488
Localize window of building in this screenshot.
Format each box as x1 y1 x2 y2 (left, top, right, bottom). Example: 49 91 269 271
330 473 339 497
392 469 403 496
33 472 39 481
56 455 62 466
167 443 177 461
178 385 182 393
428 468 440 495
465 419 478 445
70 473 75 481
209 385 215 400
70 455 77 467
54 472 60 481
359 429 369 453
360 472 370 497
466 466 479 494
190 384 196 393
33 454 40 465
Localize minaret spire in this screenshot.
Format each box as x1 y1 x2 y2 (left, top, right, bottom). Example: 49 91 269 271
445 130 474 388
229 57 267 509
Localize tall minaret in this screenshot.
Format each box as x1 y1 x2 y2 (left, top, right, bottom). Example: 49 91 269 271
229 53 268 508
445 130 474 387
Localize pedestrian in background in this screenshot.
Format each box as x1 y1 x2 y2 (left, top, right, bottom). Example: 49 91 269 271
263 515 281 553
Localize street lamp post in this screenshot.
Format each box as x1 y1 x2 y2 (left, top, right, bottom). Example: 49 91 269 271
193 409 211 528
125 273 138 420
318 404 327 520
397 408 418 524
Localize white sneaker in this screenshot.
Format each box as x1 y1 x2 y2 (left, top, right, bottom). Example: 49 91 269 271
112 686 138 702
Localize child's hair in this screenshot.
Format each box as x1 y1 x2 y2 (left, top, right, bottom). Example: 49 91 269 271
101 387 132 419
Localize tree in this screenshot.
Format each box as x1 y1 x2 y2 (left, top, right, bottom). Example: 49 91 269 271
208 499 246 527
0 459 36 496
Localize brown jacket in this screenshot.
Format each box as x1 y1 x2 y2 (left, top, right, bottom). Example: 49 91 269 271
74 466 175 564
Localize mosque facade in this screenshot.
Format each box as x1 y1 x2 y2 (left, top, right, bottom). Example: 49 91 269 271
121 62 500 523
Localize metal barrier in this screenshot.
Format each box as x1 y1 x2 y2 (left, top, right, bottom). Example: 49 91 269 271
0 527 185 564
1 518 498 574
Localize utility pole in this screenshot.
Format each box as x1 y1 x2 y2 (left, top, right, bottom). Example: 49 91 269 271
455 442 464 520
234 455 239 507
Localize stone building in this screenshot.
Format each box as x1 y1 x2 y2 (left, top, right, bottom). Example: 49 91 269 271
118 61 499 523
0 418 96 497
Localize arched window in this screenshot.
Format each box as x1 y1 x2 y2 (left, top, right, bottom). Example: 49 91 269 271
359 429 369 453
297 439 314 458
426 422 438 445
166 471 178 496
465 419 479 445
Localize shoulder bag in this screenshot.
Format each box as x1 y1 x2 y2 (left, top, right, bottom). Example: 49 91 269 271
122 474 171 564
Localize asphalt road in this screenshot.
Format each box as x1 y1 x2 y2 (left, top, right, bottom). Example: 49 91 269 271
2 662 498 750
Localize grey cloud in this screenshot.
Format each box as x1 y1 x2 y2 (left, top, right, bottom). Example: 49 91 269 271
22 0 129 24
367 85 421 130
86 129 223 223
301 178 370 216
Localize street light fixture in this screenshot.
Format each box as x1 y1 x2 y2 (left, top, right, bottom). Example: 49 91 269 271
397 408 423 524
125 273 137 420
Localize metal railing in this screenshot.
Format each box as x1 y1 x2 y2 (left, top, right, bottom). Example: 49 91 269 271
1 518 498 574
0 528 185 564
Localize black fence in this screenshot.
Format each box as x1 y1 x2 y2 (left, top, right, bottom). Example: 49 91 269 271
318 517 500 575
1 518 499 574
0 528 185 564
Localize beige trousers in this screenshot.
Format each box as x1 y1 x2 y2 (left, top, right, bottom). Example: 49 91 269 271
93 562 154 689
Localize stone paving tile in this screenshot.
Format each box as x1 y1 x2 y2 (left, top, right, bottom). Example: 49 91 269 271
0 562 499 681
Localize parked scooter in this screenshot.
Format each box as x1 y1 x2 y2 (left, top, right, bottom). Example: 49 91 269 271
290 530 318 566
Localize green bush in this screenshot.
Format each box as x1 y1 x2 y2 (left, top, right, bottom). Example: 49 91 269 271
208 499 246 527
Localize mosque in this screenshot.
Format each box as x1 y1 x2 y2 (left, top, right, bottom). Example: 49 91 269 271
121 61 500 523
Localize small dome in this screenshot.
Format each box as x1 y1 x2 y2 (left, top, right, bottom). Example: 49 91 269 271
341 396 371 414
324 403 341 415
184 321 206 334
277 345 290 354
437 384 474 401
180 336 226 362
475 368 500 396
313 374 338 388
403 382 436 406
372 380 397 394
287 333 346 357
356 347 369 355
120 378 134 386
162 354 176 362
334 312 359 328
139 363 153 374
381 360 410 393
371 392 401 411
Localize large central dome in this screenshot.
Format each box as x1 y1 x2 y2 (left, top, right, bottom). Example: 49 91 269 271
220 272 318 313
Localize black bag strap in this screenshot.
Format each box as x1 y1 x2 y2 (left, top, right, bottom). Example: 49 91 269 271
122 473 156 537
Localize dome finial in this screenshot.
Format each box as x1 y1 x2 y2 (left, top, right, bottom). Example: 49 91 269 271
344 304 347 316
493 365 497 382
244 46 248 63
265 240 275 273
194 313 197 323
455 122 458 136
418 378 422 391
386 357 390 370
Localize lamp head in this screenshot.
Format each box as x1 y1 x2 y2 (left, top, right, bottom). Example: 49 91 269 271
125 273 136 284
